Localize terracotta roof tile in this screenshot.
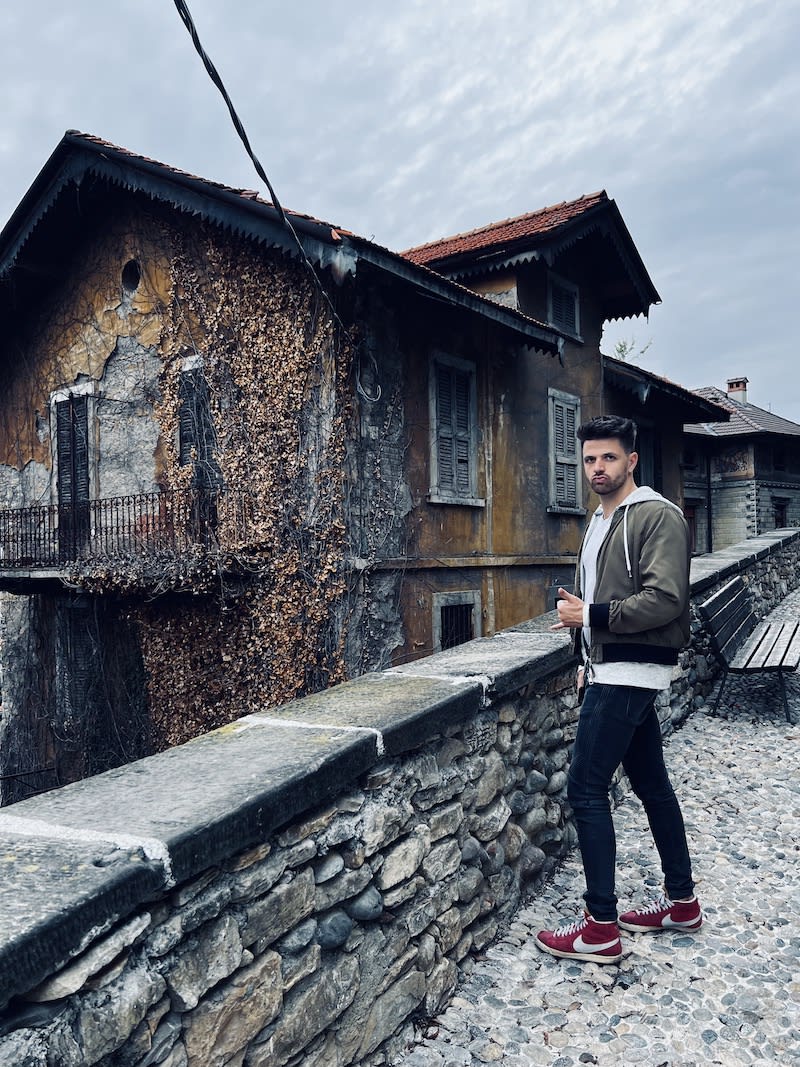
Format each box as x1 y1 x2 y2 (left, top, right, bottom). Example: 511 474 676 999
402 192 609 266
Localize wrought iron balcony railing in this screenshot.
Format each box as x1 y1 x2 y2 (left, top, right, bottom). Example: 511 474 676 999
0 489 252 571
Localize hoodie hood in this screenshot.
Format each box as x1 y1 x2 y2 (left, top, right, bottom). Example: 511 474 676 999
591 484 684 517
590 485 684 579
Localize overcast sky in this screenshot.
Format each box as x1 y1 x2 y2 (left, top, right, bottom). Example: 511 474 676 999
1 1 798 419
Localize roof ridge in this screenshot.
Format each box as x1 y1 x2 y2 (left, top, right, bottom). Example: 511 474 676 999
692 386 800 434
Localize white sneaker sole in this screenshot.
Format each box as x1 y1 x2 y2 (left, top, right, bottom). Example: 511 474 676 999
534 935 623 964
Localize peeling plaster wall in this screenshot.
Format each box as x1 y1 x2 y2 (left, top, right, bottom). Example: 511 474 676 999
94 337 163 498
0 210 173 797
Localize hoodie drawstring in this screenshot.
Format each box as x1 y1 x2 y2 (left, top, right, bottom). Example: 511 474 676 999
623 503 633 578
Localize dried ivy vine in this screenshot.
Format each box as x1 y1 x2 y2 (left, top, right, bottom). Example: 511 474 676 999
123 219 358 747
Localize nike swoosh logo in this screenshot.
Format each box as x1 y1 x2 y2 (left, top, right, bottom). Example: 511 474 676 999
662 916 699 927
573 934 620 952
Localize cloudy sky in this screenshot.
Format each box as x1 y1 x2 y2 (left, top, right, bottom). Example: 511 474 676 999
2 1 798 418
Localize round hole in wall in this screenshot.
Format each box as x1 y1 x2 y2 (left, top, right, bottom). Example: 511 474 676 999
121 259 141 294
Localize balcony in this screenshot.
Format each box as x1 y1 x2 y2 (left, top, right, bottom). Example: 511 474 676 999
0 489 253 593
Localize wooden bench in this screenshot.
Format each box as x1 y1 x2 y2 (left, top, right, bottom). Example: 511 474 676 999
698 575 800 722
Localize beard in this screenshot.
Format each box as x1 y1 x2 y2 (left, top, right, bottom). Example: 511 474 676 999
591 470 629 495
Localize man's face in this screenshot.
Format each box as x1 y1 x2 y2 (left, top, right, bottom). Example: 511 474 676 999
581 437 637 497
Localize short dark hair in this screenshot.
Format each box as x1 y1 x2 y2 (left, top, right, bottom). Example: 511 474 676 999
576 415 637 454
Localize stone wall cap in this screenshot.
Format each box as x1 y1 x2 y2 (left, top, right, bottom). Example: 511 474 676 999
2 722 376 892
246 671 485 757
0 833 162 1010
690 528 800 593
389 630 573 700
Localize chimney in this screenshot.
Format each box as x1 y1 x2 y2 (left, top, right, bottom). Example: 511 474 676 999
727 376 748 403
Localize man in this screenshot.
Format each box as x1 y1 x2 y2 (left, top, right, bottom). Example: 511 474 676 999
535 415 701 965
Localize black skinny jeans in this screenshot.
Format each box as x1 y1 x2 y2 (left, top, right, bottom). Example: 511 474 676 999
567 682 695 922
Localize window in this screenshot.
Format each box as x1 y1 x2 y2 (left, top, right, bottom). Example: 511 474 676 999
548 273 580 336
433 591 482 652
429 354 482 505
178 367 223 490
683 505 697 555
773 497 789 528
548 389 582 513
51 387 95 563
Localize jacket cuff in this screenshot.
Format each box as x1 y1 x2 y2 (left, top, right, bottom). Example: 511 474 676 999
589 602 611 629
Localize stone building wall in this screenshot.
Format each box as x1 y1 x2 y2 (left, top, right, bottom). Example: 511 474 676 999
711 478 755 549
0 529 797 1067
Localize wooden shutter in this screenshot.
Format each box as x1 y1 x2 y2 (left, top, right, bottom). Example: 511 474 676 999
550 280 578 333
552 395 579 508
178 370 201 467
56 395 90 507
436 362 472 496
178 369 222 488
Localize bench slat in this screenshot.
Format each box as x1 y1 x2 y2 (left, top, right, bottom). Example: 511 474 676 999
713 599 757 659
762 622 800 670
775 622 800 671
700 576 798 722
700 583 750 635
698 576 746 623
729 622 778 671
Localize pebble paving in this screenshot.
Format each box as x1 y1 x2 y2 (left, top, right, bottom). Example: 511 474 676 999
396 590 800 1067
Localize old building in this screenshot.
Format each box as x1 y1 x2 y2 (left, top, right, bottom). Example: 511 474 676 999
404 198 725 545
683 377 800 552
0 133 718 799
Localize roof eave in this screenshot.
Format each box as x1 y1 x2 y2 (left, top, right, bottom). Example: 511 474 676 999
347 236 561 355
0 133 346 281
604 357 730 424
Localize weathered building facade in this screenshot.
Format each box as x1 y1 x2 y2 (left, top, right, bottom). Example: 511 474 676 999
682 377 800 552
404 199 726 586
0 133 569 797
0 134 720 799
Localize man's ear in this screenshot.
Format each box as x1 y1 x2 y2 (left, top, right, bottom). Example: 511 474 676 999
628 450 639 474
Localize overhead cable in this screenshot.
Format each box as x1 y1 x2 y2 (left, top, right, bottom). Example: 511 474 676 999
171 0 349 336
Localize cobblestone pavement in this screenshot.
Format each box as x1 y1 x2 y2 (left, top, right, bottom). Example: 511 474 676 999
397 607 800 1066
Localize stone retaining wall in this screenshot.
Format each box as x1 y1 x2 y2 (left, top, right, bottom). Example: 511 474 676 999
0 528 797 1067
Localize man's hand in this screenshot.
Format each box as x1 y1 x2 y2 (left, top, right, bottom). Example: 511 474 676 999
550 587 585 630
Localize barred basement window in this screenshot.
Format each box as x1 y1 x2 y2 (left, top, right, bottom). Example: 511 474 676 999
441 603 473 650
432 591 482 652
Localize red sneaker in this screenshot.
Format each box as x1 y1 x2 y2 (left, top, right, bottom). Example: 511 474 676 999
535 912 622 964
618 893 702 933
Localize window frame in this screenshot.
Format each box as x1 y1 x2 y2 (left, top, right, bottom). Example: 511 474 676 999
432 590 482 652
177 358 223 491
50 382 97 507
428 352 484 507
547 388 584 515
547 271 581 338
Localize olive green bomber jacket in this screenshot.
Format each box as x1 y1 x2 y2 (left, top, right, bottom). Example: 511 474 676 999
573 486 691 666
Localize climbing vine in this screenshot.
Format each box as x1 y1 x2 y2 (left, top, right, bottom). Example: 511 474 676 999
126 218 357 747
0 197 405 787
